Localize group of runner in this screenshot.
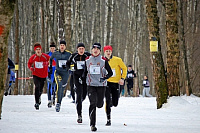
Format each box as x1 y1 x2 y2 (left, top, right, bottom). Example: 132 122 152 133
27 41 127 132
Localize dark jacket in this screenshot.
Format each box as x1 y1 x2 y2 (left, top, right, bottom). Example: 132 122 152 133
8 58 15 74
50 50 71 72
67 51 91 76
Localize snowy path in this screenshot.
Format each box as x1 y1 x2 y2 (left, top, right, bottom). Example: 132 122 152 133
1 93 200 133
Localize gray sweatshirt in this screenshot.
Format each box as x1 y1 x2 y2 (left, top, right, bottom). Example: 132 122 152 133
85 54 113 86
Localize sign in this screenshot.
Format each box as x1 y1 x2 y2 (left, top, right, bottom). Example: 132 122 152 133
15 65 19 70
150 41 158 52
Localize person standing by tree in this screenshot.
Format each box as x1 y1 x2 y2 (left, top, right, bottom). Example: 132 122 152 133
4 58 15 96
142 75 152 97
49 40 71 112
85 43 113 131
126 65 136 96
28 42 50 110
46 42 57 108
66 43 91 123
103 45 127 126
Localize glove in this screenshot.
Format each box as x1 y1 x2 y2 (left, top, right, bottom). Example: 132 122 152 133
99 77 106 83
62 64 66 69
30 67 34 72
49 66 52 74
81 64 85 69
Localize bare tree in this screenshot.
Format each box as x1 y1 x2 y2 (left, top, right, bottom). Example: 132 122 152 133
145 0 168 109
165 0 180 96
14 0 19 95
0 0 16 119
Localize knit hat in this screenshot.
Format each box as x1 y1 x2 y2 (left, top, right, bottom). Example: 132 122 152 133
92 43 101 50
60 40 66 46
103 45 113 52
77 43 85 49
128 65 132 67
50 42 56 47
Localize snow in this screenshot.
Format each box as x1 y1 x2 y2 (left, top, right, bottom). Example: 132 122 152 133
1 92 200 133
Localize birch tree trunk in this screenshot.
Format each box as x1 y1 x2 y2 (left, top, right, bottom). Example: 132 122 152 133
165 0 180 96
145 0 168 109
0 0 16 119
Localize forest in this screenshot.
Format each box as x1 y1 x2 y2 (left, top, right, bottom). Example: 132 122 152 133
0 0 200 117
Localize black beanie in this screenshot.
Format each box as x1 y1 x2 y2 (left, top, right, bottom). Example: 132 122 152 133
92 43 101 50
77 43 85 49
60 40 66 46
50 42 56 47
128 65 132 67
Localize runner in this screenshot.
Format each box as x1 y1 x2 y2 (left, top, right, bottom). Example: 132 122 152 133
66 43 90 123
28 42 50 110
85 43 113 131
103 45 127 126
49 40 71 112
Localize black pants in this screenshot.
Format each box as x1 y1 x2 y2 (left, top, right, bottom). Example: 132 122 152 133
55 70 69 104
88 86 105 126
127 79 133 95
70 74 75 101
74 73 87 116
105 82 119 120
33 75 46 104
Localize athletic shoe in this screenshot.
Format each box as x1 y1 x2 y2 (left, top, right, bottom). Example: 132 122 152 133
91 126 97 131
47 101 52 108
55 103 60 112
77 116 82 123
34 103 39 110
105 120 111 126
71 100 75 103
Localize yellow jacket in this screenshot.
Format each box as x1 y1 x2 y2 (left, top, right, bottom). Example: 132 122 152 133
107 56 127 83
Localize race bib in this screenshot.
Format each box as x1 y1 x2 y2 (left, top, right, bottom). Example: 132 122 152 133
90 65 100 74
128 73 133 78
111 69 116 77
143 81 147 85
77 61 85 70
35 61 43 68
58 60 67 68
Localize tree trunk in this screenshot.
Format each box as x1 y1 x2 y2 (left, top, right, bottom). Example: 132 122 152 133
178 0 192 96
14 0 19 95
0 0 16 119
165 0 180 96
145 0 168 109
64 0 72 50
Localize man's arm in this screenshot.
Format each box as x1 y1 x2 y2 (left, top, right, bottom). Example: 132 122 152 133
104 60 113 79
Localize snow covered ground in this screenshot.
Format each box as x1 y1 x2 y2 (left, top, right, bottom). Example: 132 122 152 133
1 92 200 133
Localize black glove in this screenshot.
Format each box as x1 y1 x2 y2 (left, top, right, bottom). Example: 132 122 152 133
99 77 106 83
49 66 52 74
81 64 85 69
62 65 66 69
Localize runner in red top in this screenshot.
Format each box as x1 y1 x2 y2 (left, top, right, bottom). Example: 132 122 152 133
27 42 50 110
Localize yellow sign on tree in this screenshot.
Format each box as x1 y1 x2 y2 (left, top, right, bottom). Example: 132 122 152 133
15 65 19 70
150 41 158 52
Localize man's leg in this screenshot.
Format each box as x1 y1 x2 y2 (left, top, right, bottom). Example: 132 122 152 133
105 85 111 125
87 86 97 127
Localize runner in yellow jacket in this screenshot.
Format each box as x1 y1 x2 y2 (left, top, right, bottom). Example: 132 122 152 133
103 45 127 126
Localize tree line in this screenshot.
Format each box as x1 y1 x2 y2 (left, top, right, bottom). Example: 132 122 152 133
0 0 200 118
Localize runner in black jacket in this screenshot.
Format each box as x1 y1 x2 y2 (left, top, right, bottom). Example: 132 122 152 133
66 43 91 123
